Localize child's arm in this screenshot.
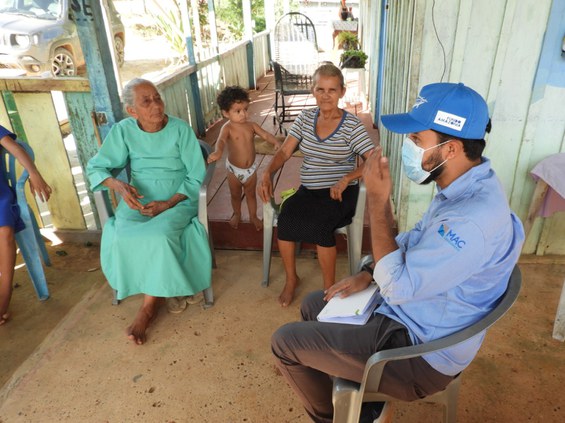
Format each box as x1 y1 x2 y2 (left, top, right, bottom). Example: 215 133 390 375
207 124 229 163
0 136 52 202
252 123 282 151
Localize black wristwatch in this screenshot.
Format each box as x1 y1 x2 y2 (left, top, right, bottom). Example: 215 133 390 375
361 263 374 280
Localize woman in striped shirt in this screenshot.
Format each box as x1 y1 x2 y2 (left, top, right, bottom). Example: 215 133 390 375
259 63 375 307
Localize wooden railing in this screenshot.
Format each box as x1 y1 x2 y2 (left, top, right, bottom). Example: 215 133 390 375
0 31 271 233
0 78 96 231
155 31 271 133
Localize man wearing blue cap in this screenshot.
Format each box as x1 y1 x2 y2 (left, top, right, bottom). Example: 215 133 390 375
271 82 525 423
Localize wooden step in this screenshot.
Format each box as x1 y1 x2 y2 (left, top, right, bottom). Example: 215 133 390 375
209 220 372 254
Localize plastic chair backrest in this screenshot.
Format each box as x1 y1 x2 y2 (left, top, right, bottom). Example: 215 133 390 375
3 140 36 192
261 180 366 286
364 264 521 389
197 140 216 258
332 260 522 423
1 140 51 300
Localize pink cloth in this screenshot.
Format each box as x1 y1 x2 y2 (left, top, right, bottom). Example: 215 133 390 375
530 153 565 217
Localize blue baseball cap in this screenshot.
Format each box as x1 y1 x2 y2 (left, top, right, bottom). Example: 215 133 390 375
381 82 490 139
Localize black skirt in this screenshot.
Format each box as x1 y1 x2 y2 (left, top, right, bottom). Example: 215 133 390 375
277 184 359 247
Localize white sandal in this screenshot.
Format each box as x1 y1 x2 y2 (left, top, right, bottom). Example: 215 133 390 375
166 297 188 314
186 292 204 305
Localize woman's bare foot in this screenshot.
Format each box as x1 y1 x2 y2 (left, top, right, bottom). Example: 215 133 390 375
250 216 263 231
279 277 300 307
126 299 160 345
229 213 241 229
0 312 10 326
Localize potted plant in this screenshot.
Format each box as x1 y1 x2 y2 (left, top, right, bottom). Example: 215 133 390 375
336 31 359 51
340 50 368 69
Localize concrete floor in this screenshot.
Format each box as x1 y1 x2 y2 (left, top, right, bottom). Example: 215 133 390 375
1 244 564 422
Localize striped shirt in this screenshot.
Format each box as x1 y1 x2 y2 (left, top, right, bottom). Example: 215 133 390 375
289 108 374 189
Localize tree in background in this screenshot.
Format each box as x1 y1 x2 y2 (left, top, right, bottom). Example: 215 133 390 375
146 0 304 62
215 0 265 42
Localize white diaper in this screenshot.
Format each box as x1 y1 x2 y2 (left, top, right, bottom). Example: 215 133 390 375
226 159 258 184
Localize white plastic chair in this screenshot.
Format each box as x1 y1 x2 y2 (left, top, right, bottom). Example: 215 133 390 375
261 180 366 287
332 259 522 423
94 139 216 307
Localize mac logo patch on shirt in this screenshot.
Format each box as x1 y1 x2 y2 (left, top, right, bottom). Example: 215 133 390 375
438 224 466 251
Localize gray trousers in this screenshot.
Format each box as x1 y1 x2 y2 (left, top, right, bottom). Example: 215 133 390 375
271 291 455 423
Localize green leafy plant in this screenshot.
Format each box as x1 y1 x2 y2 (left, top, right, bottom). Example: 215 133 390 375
216 0 269 42
336 31 359 50
150 0 187 64
155 11 187 64
340 49 368 69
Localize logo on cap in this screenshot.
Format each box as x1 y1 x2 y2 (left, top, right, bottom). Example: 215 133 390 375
413 96 427 109
433 111 466 132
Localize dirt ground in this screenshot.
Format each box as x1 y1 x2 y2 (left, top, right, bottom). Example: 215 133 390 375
0 242 564 422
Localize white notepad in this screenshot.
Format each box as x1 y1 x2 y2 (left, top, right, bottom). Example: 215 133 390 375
317 284 381 325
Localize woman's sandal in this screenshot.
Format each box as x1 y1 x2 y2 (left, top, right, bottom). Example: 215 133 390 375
186 292 204 305
165 297 188 314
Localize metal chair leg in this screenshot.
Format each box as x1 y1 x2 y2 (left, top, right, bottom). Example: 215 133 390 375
262 201 275 287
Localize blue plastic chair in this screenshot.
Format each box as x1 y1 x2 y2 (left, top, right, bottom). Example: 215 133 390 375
2 140 51 300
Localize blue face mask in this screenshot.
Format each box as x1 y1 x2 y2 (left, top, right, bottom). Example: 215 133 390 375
401 138 450 184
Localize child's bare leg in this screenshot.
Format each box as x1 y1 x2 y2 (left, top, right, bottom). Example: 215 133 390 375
126 295 162 345
227 172 243 228
316 244 337 291
278 239 299 307
0 226 16 325
243 173 262 231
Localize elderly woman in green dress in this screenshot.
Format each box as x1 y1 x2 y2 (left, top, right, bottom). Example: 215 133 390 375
87 78 211 345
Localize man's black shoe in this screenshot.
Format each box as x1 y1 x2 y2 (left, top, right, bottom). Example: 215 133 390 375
358 401 384 423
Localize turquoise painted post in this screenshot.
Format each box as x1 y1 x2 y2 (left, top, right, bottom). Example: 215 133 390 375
243 0 256 89
267 32 272 65
70 1 124 228
180 1 206 137
68 0 122 143
186 36 206 137
69 0 122 140
246 41 256 90
375 0 388 128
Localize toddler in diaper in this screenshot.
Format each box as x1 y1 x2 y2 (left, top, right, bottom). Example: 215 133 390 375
208 86 282 230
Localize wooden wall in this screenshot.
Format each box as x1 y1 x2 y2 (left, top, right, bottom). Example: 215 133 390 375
368 0 565 255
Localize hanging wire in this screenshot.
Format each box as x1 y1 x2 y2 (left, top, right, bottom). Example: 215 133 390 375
431 0 447 81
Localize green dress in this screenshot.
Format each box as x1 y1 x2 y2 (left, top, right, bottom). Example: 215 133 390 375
87 116 211 300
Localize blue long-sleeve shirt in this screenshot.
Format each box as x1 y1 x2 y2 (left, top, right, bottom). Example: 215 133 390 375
373 158 524 375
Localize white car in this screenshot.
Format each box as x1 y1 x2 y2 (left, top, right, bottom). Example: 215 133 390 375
0 0 125 76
